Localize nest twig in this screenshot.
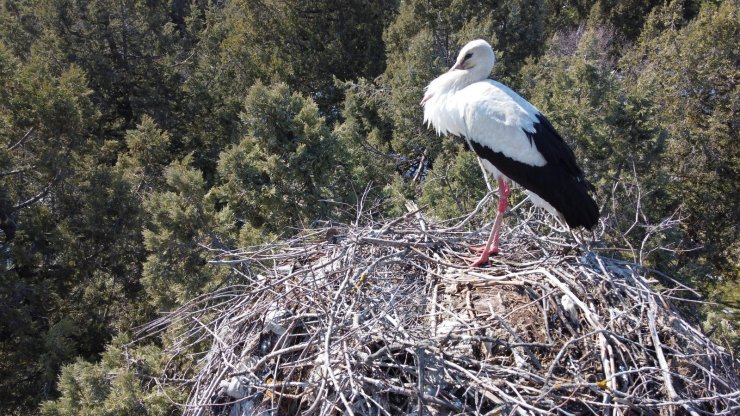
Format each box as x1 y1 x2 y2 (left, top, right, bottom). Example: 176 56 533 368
132 206 739 415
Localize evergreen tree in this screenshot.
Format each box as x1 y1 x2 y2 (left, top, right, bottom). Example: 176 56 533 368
212 82 347 241
334 78 397 198
40 335 182 416
30 0 189 133
1 0 738 412
141 156 226 310
0 41 146 411
419 142 489 219
177 0 398 178
624 0 739 278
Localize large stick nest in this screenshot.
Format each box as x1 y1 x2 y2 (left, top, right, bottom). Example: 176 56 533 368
134 205 739 415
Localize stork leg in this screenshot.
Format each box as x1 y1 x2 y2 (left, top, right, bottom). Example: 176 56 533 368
471 178 510 267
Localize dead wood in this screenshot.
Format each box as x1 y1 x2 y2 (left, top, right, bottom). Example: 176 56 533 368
132 206 740 415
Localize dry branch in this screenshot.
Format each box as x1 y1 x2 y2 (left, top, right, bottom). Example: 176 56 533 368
132 209 739 415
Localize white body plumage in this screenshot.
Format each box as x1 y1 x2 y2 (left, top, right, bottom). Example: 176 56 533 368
423 72 558 216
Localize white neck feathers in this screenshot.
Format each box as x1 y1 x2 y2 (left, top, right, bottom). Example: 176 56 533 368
422 70 477 136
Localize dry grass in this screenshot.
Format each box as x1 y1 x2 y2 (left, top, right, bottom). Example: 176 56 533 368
133 201 739 415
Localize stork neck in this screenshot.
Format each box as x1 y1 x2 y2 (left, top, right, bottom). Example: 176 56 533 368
423 70 474 105
422 72 472 136
446 69 480 92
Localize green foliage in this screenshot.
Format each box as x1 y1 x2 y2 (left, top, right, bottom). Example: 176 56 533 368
212 82 344 236
182 0 396 120
172 0 398 179
334 78 396 188
40 336 182 416
116 115 173 193
31 0 188 132
142 156 226 310
420 141 489 219
1 0 738 412
625 0 739 277
593 0 664 41
0 38 145 412
543 0 594 33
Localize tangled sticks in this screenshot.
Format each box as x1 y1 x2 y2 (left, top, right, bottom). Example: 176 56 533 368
134 208 739 415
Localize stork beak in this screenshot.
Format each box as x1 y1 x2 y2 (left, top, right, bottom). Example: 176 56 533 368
449 62 464 71
420 94 432 106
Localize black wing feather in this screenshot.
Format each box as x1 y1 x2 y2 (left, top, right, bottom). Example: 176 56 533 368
468 114 599 229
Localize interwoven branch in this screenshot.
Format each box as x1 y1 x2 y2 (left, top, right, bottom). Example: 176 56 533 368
132 209 739 415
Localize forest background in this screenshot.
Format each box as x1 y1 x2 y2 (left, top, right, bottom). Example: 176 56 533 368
0 0 737 413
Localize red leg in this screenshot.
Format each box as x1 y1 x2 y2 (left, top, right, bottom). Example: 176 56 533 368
471 178 510 267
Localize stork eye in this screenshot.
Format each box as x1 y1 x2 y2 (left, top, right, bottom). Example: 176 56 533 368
463 53 473 61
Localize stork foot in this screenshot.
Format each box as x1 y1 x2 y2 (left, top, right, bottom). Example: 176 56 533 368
470 255 489 267
469 249 499 267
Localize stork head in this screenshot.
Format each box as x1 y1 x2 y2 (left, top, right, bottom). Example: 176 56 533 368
420 39 496 108
449 39 495 80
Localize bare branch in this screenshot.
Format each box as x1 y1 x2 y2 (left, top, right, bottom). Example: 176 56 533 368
7 127 35 151
12 171 61 212
129 201 740 415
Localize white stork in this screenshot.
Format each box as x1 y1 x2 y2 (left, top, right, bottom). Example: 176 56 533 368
421 39 599 266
